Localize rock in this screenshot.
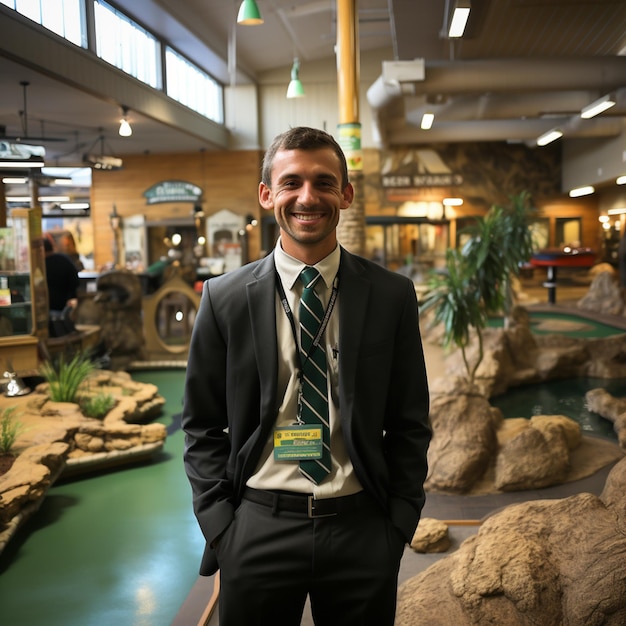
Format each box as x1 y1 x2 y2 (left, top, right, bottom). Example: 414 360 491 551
410 518 451 553
494 422 570 491
529 414 582 450
426 380 502 493
585 388 626 450
397 457 626 625
0 442 69 526
578 271 624 316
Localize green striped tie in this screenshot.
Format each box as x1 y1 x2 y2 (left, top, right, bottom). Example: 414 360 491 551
298 267 331 484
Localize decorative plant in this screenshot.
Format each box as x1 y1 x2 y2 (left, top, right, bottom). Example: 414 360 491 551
462 190 537 323
0 406 24 456
40 351 95 403
420 249 488 385
420 191 537 384
80 393 116 420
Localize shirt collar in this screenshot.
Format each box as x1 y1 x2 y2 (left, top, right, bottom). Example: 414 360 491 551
274 237 341 291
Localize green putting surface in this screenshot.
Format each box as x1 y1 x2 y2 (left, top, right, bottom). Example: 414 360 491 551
488 311 625 338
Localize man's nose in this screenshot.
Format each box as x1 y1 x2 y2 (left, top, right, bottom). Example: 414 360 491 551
297 182 318 205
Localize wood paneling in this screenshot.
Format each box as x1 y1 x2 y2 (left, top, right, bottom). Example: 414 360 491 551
91 150 263 269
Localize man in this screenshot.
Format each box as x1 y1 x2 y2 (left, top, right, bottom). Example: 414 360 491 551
182 126 431 625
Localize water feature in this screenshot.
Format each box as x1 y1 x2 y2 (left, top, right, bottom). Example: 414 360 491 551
491 377 625 441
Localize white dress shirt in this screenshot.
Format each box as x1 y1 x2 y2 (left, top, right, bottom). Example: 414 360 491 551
246 239 363 498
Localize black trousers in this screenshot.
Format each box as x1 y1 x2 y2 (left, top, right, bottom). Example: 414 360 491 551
215 493 406 626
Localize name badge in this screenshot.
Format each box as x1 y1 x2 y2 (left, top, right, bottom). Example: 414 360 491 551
273 425 323 461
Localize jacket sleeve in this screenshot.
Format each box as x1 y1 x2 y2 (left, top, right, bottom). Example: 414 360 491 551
384 279 431 542
181 279 234 572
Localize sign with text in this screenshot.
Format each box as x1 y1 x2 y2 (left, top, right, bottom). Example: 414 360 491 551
143 180 202 205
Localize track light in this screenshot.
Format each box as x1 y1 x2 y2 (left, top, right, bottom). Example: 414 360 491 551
569 185 594 198
119 106 132 137
420 112 434 130
0 158 45 169
286 58 305 99
536 128 563 147
580 93 616 119
237 0 263 25
448 0 471 38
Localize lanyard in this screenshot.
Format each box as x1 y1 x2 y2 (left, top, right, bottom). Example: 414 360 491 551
276 269 339 365
276 270 339 425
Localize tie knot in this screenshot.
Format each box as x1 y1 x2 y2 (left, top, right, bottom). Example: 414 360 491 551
300 266 320 290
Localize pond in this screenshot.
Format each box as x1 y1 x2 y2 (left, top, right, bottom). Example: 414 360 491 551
491 377 625 441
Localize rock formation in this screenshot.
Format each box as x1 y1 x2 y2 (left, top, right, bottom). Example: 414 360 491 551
397 456 626 625
0 370 166 555
578 269 625 316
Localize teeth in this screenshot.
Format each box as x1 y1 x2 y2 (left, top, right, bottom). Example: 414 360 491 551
295 213 321 221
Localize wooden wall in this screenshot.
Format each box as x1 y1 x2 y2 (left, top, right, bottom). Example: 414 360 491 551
90 143 602 271
91 149 263 270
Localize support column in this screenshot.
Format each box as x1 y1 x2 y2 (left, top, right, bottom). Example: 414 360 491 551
336 0 366 256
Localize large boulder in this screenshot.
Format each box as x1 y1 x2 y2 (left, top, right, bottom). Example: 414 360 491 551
426 377 502 493
494 415 580 491
578 270 625 316
397 457 626 625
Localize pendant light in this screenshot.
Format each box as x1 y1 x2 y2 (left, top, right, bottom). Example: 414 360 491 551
286 58 305 99
119 106 132 137
237 0 263 25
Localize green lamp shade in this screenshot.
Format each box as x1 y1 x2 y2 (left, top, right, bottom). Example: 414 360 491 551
237 0 263 25
286 79 305 98
286 58 305 98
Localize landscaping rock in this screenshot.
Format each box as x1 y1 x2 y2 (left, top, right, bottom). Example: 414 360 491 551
410 517 450 553
396 457 626 625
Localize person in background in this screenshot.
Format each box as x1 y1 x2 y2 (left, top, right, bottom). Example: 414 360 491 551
43 236 80 313
182 126 431 626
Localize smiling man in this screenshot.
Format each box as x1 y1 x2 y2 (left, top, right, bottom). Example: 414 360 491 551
182 126 431 626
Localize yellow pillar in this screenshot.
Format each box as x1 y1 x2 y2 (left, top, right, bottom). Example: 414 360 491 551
336 0 366 256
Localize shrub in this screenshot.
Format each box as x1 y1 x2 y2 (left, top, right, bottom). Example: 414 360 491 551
0 406 24 455
40 351 95 403
80 393 116 420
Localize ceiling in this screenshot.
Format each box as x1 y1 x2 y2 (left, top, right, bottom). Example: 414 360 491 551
0 0 625 178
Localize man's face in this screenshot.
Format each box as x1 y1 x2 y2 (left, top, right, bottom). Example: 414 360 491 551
259 148 353 263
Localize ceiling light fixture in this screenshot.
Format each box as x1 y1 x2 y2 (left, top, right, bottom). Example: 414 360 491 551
569 185 595 197
580 93 616 119
119 106 132 137
286 58 305 99
536 128 563 146
616 175 626 185
0 158 45 169
237 0 263 25
420 112 435 130
448 0 471 38
443 197 463 206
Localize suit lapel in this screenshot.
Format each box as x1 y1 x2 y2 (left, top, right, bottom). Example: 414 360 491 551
247 253 280 426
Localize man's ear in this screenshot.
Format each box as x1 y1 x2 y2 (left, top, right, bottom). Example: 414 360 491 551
340 182 355 210
258 182 274 211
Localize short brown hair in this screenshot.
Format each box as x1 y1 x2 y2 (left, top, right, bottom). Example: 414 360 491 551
261 127 349 189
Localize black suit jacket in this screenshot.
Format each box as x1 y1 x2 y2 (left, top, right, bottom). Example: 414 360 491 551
182 247 431 575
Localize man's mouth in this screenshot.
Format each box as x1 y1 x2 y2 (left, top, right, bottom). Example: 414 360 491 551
294 212 323 221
